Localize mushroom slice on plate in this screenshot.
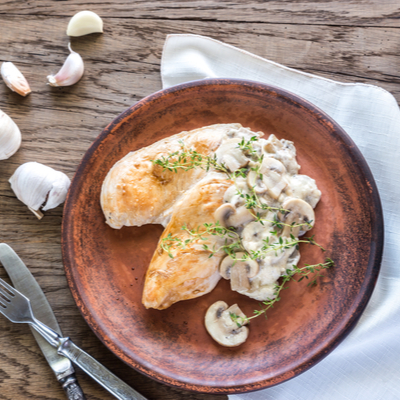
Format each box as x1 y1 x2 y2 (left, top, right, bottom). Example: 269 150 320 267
215 138 249 172
247 157 288 199
214 203 235 227
223 184 245 208
278 197 315 237
241 220 273 252
219 253 259 292
214 203 254 228
262 134 300 175
228 205 255 228
205 301 249 347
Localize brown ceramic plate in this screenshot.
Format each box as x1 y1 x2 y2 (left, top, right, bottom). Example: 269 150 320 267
62 79 383 394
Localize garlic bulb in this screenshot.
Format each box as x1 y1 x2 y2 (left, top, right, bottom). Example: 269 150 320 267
0 109 21 160
47 44 84 87
67 11 103 37
1 62 31 97
9 162 71 219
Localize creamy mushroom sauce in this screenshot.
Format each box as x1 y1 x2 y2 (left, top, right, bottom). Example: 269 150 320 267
216 125 321 302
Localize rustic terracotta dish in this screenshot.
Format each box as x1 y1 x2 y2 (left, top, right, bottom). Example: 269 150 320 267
62 79 383 394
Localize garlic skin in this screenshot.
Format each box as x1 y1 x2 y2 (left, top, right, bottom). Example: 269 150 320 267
9 162 71 219
47 44 84 87
67 11 103 37
1 62 31 97
0 109 21 160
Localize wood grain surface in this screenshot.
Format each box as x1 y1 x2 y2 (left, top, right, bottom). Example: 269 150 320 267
0 1 398 399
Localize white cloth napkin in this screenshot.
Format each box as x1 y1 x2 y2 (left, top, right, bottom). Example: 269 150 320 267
161 34 400 400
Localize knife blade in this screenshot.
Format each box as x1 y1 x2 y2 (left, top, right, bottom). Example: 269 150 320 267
0 243 86 400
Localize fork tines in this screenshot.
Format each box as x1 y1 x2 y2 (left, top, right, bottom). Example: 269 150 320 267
0 278 15 308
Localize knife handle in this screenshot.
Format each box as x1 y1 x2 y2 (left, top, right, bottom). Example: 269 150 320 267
60 374 87 400
58 338 147 400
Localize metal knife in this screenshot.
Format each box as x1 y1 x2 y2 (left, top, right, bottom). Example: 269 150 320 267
0 243 86 400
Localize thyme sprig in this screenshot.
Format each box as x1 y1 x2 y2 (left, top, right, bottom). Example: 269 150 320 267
150 137 266 181
160 220 323 262
238 136 263 162
160 222 242 259
230 258 335 327
247 234 324 261
151 140 232 177
236 188 287 214
249 209 313 232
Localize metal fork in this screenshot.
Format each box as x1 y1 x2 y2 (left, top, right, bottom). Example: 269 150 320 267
0 277 147 400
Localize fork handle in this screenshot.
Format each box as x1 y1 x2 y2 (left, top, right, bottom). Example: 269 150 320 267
58 338 147 400
59 373 86 400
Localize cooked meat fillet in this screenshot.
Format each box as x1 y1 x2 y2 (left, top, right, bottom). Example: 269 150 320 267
101 124 238 229
142 174 232 310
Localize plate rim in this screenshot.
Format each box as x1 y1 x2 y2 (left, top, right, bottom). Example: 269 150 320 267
62 78 384 394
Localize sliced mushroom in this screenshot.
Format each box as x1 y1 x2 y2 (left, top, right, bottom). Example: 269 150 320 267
246 170 267 194
215 138 249 172
228 205 255 227
264 142 275 154
219 253 259 292
241 220 273 252
223 184 238 203
205 301 249 347
244 262 281 301
247 157 288 199
214 204 255 228
278 198 315 237
263 135 300 175
214 203 235 226
223 184 245 207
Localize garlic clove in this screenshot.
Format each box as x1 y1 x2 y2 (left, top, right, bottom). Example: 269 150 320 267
9 162 71 219
42 173 71 211
0 109 21 160
47 43 84 87
66 11 103 37
1 62 31 97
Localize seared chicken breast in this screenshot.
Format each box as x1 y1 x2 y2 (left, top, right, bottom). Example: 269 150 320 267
142 174 232 309
101 124 239 228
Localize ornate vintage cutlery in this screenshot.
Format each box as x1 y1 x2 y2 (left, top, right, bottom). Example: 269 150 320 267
0 244 146 400
0 243 86 399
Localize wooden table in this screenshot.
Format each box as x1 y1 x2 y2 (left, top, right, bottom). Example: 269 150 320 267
0 1 398 399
